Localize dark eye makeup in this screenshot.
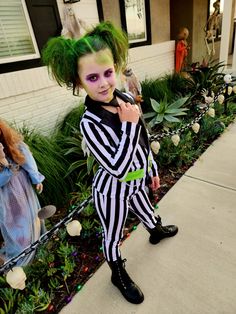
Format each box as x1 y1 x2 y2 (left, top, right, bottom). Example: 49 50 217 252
86 68 114 82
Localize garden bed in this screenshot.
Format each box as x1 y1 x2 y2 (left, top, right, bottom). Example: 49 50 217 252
1 69 236 313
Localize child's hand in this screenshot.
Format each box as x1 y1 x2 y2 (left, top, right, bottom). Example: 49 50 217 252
149 176 160 192
36 183 43 194
117 102 139 124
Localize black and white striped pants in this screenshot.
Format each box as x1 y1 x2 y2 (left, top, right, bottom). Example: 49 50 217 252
93 187 157 262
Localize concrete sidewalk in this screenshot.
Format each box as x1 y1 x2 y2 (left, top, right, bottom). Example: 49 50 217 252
60 122 236 314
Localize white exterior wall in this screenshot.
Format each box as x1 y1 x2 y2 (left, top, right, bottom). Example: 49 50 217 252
0 67 84 134
0 0 175 135
128 41 175 81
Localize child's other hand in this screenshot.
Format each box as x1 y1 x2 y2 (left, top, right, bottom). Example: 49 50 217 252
117 102 139 124
149 176 160 192
36 183 43 194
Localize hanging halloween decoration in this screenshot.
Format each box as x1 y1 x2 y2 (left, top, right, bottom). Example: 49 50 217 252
66 220 82 236
6 267 27 290
175 27 190 73
150 141 161 155
223 74 232 84
171 134 180 146
204 0 222 56
192 123 200 134
207 107 215 117
122 68 143 104
61 4 87 39
217 94 225 104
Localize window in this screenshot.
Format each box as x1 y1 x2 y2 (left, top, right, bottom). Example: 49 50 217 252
0 0 40 65
119 0 151 48
0 0 62 74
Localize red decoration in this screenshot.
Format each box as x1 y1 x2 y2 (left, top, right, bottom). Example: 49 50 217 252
48 304 54 311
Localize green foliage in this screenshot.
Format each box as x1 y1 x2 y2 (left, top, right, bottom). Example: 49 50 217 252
70 183 92 207
28 281 51 312
57 242 76 280
54 104 98 184
156 131 202 168
186 61 225 95
82 203 95 217
15 300 35 314
55 104 85 137
164 72 190 96
19 126 73 208
63 135 87 176
62 133 98 182
156 113 229 169
69 184 99 238
197 116 226 144
0 287 20 314
142 77 174 103
143 95 189 128
141 73 190 113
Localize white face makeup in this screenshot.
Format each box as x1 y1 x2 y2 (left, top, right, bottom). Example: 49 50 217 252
78 48 117 103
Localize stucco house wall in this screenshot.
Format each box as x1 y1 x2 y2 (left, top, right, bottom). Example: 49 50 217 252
0 0 174 134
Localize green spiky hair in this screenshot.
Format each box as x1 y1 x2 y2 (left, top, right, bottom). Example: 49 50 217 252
42 21 129 95
42 37 79 92
85 21 128 72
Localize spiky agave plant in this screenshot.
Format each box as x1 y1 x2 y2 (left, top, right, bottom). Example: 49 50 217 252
143 94 189 128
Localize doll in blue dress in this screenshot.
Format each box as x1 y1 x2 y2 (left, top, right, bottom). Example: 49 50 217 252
0 119 45 266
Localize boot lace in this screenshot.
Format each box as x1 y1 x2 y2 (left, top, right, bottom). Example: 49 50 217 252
118 259 133 287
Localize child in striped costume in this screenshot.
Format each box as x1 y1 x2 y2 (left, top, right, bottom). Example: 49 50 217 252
43 21 178 304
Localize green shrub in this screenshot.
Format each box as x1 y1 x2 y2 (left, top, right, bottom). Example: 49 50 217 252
141 73 190 113
19 126 73 208
55 104 85 137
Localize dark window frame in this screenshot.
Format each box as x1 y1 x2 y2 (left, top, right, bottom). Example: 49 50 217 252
119 0 151 48
0 0 62 74
1 0 115 74
96 0 104 21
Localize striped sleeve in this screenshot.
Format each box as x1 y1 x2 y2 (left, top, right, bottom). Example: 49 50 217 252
149 150 158 177
80 119 141 180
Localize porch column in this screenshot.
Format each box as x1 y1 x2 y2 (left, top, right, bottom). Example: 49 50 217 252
219 0 233 67
232 18 236 70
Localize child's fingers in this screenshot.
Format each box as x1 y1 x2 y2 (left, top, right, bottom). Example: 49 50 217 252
36 183 43 194
117 101 139 123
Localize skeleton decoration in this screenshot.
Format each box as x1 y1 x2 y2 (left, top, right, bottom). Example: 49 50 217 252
61 4 87 39
204 0 222 56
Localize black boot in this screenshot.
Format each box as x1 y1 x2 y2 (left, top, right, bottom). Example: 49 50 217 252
148 215 178 244
108 258 144 304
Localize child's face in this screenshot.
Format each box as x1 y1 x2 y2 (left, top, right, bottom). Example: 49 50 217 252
78 48 117 103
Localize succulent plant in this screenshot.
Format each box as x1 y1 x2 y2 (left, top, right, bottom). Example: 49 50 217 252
143 95 189 128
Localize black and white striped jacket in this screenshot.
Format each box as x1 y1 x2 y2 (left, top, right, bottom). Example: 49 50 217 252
80 90 158 197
